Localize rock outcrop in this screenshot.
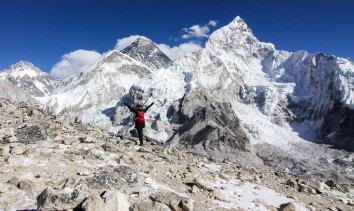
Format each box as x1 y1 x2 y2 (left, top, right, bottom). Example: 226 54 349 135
168 91 261 166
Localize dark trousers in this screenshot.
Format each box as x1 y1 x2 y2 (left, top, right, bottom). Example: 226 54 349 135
135 122 145 145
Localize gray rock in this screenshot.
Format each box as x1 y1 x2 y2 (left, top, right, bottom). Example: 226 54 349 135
0 183 9 193
8 177 20 186
37 187 88 210
85 171 120 189
150 191 193 211
279 202 297 211
15 124 47 143
104 190 130 211
309 181 325 193
113 166 142 185
82 193 107 211
298 183 316 194
286 179 298 189
0 144 10 156
101 143 121 152
194 176 214 191
82 137 97 143
10 145 27 155
130 201 171 211
325 180 336 187
18 179 36 192
81 149 104 161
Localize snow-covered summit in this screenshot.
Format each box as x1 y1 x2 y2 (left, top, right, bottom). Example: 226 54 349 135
120 37 173 70
1 61 48 79
38 49 152 129
0 61 58 97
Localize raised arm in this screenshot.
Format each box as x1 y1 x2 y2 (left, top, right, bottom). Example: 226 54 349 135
124 102 136 112
144 102 154 112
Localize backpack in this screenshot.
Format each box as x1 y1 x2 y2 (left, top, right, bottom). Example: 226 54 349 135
135 111 145 123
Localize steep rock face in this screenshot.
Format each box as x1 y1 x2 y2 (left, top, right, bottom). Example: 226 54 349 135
0 61 58 97
38 50 152 129
0 78 36 104
168 91 261 166
121 37 173 70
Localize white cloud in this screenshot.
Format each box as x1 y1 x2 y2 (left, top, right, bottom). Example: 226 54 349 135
114 35 148 51
157 42 202 60
208 20 218 27
181 20 218 39
182 25 210 39
50 50 101 79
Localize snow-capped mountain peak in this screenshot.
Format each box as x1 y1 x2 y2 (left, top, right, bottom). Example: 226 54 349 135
120 37 173 70
0 61 58 97
1 60 47 79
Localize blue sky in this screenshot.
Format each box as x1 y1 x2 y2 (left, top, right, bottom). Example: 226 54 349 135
0 0 353 78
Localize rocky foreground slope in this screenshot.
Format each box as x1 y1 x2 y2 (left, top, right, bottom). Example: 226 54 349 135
0 98 353 210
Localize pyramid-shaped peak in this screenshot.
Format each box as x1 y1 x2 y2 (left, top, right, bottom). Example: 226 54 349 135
120 36 172 70
228 16 252 31
205 16 260 50
10 60 36 69
136 36 152 43
0 60 54 82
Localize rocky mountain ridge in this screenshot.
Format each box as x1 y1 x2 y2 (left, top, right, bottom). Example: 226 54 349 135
120 36 173 70
0 61 58 97
0 98 353 210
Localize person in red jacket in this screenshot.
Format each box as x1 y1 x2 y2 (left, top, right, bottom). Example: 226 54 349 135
124 101 154 146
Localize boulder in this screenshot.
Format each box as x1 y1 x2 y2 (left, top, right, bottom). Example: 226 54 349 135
0 144 10 156
279 202 297 211
325 180 336 188
15 124 47 143
81 137 97 143
101 143 121 152
0 183 9 193
150 191 193 211
82 193 107 211
286 179 298 189
10 145 27 155
18 179 36 192
8 177 20 186
309 181 325 193
104 190 130 211
130 202 171 211
211 189 227 202
194 176 214 191
37 187 88 210
85 171 120 189
3 135 18 143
